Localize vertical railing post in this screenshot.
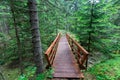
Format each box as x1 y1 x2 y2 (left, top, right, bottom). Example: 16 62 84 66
45 33 61 69
85 54 88 70
66 33 89 70
71 40 74 52
45 54 51 69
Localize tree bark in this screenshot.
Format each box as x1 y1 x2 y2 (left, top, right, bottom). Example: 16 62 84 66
56 18 58 35
88 1 94 52
10 1 23 75
28 0 44 74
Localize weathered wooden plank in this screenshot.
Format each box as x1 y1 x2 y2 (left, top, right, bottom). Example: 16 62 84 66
66 34 89 70
53 36 84 79
45 33 61 67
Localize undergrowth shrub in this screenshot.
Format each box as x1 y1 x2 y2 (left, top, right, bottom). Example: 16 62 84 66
18 67 54 80
88 57 120 80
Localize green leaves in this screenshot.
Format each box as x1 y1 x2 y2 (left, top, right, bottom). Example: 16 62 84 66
18 75 28 80
69 0 120 53
88 57 120 80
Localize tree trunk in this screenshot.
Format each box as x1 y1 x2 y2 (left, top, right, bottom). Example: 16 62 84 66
56 18 58 35
28 0 44 74
88 1 94 52
10 1 23 75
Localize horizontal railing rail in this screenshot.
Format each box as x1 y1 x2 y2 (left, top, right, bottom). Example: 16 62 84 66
66 34 89 70
45 33 61 68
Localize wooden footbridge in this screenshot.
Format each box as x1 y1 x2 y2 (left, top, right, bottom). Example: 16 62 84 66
45 33 89 79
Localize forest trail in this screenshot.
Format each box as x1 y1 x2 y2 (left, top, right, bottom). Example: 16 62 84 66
53 36 84 79
45 34 89 79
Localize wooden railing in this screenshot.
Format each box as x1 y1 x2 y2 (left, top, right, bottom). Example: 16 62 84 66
66 34 89 70
45 33 61 68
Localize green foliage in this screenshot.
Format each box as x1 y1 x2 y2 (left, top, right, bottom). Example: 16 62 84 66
18 67 54 80
0 32 9 64
0 32 8 39
18 75 28 80
18 66 36 80
88 57 120 80
36 68 54 80
69 0 120 54
0 0 120 80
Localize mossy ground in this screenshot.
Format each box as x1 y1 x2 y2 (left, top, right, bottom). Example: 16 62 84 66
2 65 19 80
85 56 120 80
2 56 120 80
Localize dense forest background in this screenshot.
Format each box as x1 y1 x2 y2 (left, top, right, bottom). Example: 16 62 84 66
0 0 120 80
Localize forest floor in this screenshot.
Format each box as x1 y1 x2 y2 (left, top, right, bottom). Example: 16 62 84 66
0 65 19 80
1 54 120 80
84 55 120 80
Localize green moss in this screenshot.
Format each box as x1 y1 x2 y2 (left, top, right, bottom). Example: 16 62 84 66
17 67 54 80
87 57 120 80
36 68 54 80
2 66 19 80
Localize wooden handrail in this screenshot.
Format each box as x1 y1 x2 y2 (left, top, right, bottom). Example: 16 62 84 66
66 34 89 70
45 33 61 68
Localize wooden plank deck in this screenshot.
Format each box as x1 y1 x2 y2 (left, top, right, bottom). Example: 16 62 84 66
53 36 84 79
